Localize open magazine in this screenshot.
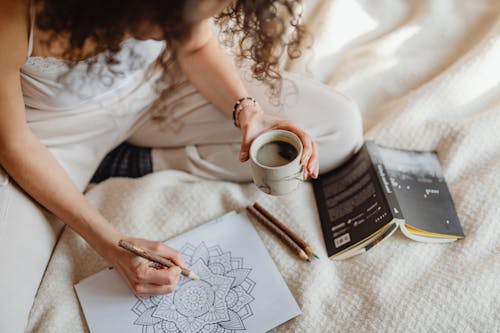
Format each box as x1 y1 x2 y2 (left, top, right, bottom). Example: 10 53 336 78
312 141 464 260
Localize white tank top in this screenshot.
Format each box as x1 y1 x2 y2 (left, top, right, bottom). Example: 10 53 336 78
20 3 165 114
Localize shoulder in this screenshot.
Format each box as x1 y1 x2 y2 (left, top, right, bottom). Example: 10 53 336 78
0 0 31 70
177 19 213 55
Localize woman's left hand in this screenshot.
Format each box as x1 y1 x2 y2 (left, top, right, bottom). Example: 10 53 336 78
238 105 319 180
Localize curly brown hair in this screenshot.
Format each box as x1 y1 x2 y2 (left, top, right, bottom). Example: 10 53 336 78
35 0 309 126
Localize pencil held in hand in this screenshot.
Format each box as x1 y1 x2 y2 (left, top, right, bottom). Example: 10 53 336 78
118 240 200 280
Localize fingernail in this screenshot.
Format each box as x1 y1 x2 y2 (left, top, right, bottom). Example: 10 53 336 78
240 152 248 160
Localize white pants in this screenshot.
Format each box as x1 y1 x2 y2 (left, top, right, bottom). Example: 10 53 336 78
0 72 362 332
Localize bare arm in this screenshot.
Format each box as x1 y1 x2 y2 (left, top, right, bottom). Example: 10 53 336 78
176 20 319 178
0 1 183 295
176 21 248 117
0 0 121 257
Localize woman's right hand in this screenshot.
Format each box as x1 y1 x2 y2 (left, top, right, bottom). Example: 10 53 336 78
105 237 186 296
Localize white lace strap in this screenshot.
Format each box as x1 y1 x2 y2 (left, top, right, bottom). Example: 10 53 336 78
26 0 35 58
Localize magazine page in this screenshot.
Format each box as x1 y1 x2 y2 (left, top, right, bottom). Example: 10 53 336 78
376 144 464 239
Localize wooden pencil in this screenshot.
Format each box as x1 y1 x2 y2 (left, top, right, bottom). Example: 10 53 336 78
253 202 319 260
118 240 200 280
246 206 310 262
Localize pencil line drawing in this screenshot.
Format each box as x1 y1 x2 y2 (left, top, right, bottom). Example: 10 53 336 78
131 242 255 333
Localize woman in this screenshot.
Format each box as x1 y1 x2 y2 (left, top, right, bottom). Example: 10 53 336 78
0 0 362 331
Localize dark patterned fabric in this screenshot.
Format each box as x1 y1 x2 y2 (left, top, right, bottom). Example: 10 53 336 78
90 142 152 184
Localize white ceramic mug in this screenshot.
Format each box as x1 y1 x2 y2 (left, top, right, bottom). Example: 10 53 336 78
249 129 304 196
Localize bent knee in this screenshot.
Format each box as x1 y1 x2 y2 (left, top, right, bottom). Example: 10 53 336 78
316 92 363 174
0 180 63 333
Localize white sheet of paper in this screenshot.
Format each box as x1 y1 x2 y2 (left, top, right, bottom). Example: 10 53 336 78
75 212 301 333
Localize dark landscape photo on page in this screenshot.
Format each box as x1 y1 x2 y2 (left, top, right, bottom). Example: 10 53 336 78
377 145 464 237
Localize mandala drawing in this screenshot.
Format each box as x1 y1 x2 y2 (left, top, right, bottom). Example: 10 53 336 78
131 242 256 333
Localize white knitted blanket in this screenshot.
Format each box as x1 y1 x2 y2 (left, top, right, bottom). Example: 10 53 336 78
27 1 500 332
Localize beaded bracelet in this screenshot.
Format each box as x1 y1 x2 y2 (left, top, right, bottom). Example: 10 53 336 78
232 97 257 128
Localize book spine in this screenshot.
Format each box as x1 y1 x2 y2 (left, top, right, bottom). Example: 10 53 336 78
312 175 334 255
365 141 404 220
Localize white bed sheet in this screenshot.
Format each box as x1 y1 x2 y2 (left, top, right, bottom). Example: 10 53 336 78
27 1 500 332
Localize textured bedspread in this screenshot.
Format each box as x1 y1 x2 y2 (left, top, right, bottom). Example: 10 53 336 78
27 1 500 332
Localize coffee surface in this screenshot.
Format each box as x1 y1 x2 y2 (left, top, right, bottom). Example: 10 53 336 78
256 141 298 167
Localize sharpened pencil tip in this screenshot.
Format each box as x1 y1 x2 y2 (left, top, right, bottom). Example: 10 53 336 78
314 254 320 260
188 272 200 280
306 258 311 263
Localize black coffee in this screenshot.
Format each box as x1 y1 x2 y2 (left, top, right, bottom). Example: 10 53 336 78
256 140 299 167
